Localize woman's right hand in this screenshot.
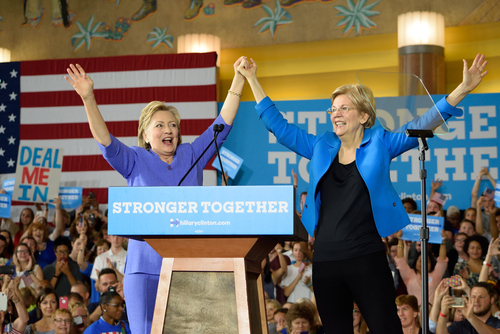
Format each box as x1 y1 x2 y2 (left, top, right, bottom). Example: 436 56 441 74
65 64 95 101
238 57 257 80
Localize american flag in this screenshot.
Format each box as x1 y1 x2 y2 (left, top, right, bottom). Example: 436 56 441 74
0 52 218 221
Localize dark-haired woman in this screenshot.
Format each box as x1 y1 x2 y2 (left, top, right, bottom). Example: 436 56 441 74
454 234 489 288
83 292 131 334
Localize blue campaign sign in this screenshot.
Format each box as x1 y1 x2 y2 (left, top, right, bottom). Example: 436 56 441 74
221 93 500 211
2 179 14 195
0 193 11 219
211 147 244 179
47 187 82 210
108 185 294 236
402 214 444 244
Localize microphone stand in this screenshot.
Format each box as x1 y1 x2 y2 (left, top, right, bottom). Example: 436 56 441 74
178 124 224 187
405 129 434 334
213 127 227 186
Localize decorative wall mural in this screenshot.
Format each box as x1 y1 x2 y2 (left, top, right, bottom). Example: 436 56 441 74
185 0 204 20
334 0 380 36
23 0 75 28
204 3 216 16
71 15 132 52
132 0 157 21
146 26 174 49
225 0 263 9
254 0 292 39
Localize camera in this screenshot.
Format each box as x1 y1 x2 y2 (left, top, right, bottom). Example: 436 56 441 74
0 266 15 275
450 297 464 308
108 286 116 293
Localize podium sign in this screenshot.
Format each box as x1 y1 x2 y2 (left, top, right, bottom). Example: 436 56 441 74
108 185 295 237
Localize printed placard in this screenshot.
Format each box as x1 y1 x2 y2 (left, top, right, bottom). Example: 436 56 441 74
211 147 244 180
402 214 445 244
47 187 82 210
0 193 11 219
2 179 14 195
12 146 64 203
495 184 500 208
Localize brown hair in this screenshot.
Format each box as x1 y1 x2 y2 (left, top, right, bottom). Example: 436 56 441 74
330 84 376 129
137 101 182 150
285 302 316 333
395 295 420 329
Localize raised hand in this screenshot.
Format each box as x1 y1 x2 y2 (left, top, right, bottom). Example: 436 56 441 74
233 56 248 81
462 53 488 94
64 64 95 101
431 179 443 192
238 57 257 80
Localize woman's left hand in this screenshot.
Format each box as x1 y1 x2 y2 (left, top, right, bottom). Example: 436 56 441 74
461 53 488 94
233 56 248 80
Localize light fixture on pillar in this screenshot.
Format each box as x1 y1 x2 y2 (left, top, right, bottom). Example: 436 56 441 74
177 34 221 67
398 12 445 94
0 48 11 63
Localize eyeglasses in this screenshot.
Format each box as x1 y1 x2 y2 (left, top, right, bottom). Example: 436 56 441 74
56 250 69 255
327 106 356 114
107 303 125 308
54 318 72 324
16 250 29 254
353 309 361 313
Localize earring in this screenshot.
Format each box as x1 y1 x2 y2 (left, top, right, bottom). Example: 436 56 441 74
103 310 107 312
146 141 149 144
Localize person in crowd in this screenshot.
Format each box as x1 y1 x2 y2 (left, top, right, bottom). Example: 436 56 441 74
20 236 38 258
395 230 447 305
66 292 84 306
13 208 35 247
78 236 110 304
267 299 282 334
281 242 313 303
446 206 461 235
1 230 15 259
70 282 90 307
52 308 73 334
68 302 89 334
479 238 500 284
295 298 323 333
402 198 417 214
0 234 9 265
237 53 488 333
27 222 57 269
65 55 246 334
274 308 288 334
281 302 316 334
464 208 477 224
454 235 489 288
1 276 30 333
27 280 52 325
68 215 95 252
31 287 58 333
13 242 44 288
87 269 126 323
458 219 477 237
83 291 131 334
437 282 500 333
43 237 83 297
395 295 421 334
471 167 497 235
90 235 126 284
263 244 289 303
447 232 469 277
353 302 369 334
20 287 37 313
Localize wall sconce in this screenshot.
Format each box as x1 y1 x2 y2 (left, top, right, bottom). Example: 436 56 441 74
177 34 221 67
398 12 445 94
0 48 11 63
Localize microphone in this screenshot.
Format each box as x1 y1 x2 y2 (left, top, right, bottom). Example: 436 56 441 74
178 124 225 186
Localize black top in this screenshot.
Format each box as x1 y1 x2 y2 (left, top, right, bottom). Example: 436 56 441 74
313 155 384 262
448 315 500 333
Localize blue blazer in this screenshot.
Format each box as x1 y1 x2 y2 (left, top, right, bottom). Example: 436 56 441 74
256 96 463 237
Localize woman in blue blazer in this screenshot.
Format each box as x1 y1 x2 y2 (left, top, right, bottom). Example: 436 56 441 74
238 54 488 334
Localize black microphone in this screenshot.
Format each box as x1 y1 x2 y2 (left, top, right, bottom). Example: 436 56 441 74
178 124 224 186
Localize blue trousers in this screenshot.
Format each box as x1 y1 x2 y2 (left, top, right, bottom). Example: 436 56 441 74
124 272 159 334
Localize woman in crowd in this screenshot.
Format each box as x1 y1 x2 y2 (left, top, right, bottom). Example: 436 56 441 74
353 302 369 334
27 222 56 269
14 208 35 247
281 242 313 303
68 302 89 334
13 243 44 288
396 295 421 334
453 234 489 288
32 287 58 333
1 276 30 334
65 55 246 334
282 302 316 334
238 53 488 334
395 230 447 305
83 291 131 334
69 214 95 251
52 308 73 334
78 236 111 304
262 244 288 303
1 230 14 259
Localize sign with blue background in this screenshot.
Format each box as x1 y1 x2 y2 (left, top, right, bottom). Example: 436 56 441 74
2 179 14 195
402 214 445 244
47 187 82 210
108 185 294 236
220 93 500 211
211 147 244 179
0 193 11 219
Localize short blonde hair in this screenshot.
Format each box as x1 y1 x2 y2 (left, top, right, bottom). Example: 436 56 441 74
137 101 182 150
330 84 376 129
51 308 73 324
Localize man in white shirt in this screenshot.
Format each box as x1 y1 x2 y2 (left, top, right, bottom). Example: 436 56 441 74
90 235 126 282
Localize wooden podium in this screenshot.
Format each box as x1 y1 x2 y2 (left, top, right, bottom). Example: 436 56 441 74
108 186 307 334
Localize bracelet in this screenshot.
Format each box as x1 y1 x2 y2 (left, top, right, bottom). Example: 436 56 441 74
439 312 448 318
397 245 404 249
53 274 59 279
228 90 242 98
483 261 492 267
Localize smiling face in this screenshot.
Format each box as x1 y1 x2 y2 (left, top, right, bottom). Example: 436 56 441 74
397 303 418 329
97 243 110 256
427 201 440 214
468 241 482 260
15 244 30 263
40 293 57 317
20 209 33 227
330 94 368 139
53 312 72 334
266 302 277 321
103 295 125 322
32 228 45 243
142 110 180 162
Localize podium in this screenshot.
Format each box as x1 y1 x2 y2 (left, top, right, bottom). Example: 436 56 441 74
108 185 307 334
